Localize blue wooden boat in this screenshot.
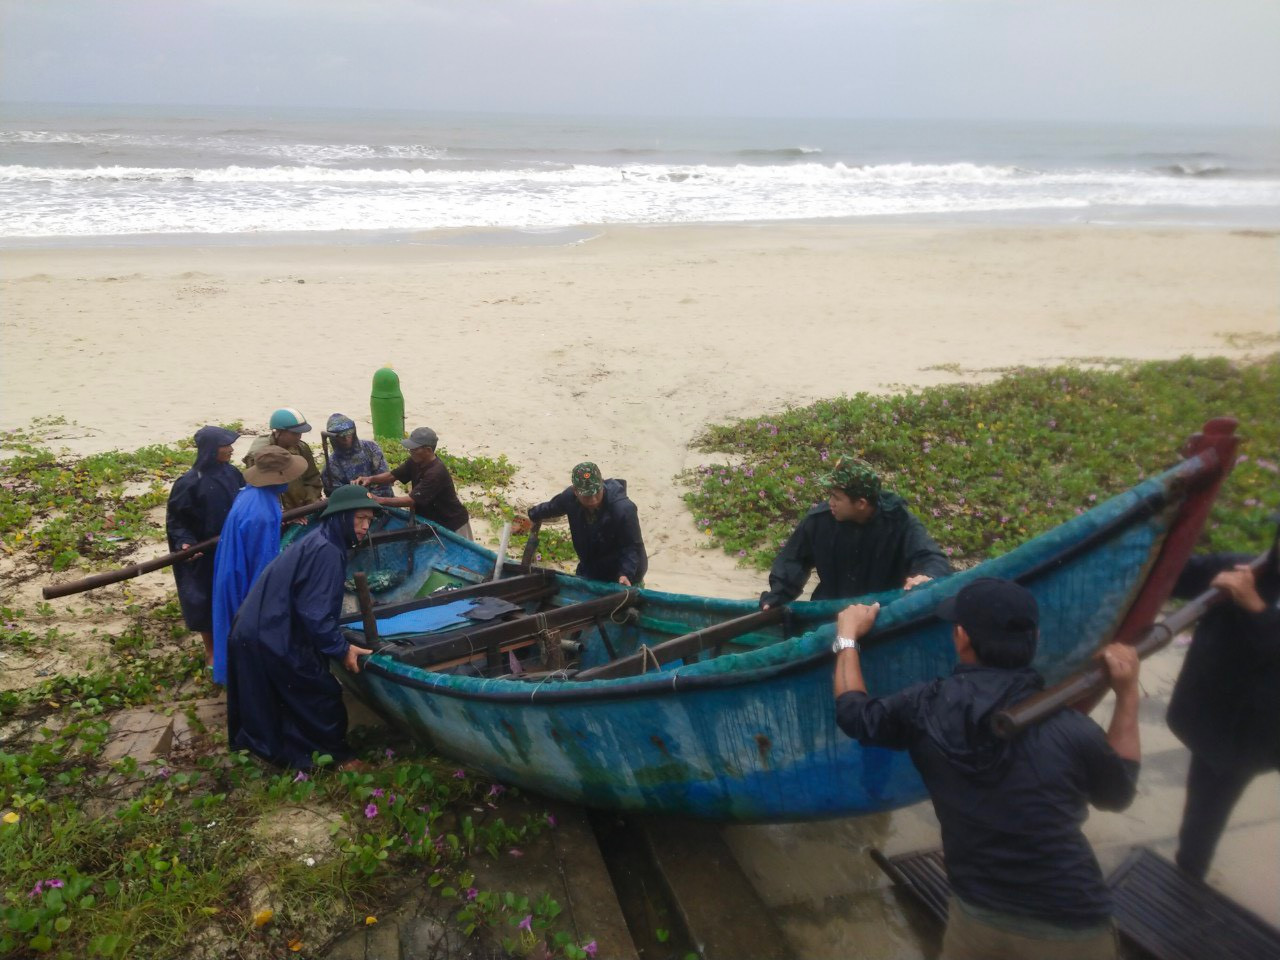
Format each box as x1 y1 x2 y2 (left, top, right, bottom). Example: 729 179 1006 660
333 419 1239 822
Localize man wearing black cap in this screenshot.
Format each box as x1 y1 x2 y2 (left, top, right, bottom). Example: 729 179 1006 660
834 579 1141 960
355 426 472 539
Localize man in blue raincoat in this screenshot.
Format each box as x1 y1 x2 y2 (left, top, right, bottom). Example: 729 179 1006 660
210 445 308 685
166 425 243 668
226 484 381 771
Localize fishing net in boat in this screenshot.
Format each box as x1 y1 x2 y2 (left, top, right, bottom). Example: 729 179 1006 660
279 512 418 593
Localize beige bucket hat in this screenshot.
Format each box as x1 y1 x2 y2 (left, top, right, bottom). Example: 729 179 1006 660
244 444 308 487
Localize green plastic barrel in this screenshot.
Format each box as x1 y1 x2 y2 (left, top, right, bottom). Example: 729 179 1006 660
370 366 405 440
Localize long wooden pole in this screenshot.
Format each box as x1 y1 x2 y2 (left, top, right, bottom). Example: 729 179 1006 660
41 499 328 600
353 572 380 649
991 550 1271 739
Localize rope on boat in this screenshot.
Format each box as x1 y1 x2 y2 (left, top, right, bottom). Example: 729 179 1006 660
639 644 661 675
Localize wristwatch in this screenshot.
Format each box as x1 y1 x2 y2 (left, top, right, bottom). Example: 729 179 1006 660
831 635 861 655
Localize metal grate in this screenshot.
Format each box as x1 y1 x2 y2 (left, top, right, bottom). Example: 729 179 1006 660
870 846 1280 960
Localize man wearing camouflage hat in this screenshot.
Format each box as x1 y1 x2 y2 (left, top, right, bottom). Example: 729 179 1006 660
515 462 647 586
321 413 392 497
760 456 950 609
243 407 324 511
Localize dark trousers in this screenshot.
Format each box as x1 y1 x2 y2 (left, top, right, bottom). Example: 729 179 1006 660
1175 753 1255 880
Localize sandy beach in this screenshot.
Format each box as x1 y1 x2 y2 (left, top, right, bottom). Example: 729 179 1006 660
3 221 1278 956
2 222 1276 597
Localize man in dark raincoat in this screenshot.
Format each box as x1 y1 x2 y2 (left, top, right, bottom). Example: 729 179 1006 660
1167 516 1280 880
834 579 1141 960
760 456 951 609
226 484 379 771
211 445 308 686
516 461 647 585
166 425 243 668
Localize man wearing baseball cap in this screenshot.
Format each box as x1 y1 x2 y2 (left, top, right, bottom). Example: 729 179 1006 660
243 407 323 511
761 456 951 609
833 579 1141 959
355 426 472 539
514 461 647 586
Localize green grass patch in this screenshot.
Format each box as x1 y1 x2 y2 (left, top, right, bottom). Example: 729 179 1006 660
683 356 1279 569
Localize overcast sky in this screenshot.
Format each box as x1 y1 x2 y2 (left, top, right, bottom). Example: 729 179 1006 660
3 0 1277 125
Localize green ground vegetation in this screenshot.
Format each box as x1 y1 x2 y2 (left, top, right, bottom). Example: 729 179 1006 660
0 421 595 959
683 356 1279 569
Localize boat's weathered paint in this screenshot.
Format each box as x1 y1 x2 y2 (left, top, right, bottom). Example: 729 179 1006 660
335 422 1236 822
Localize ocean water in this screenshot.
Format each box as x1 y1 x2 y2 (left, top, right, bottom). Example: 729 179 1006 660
2 103 1278 242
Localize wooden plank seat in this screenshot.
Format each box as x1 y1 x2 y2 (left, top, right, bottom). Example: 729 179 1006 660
376 590 640 674
576 606 788 681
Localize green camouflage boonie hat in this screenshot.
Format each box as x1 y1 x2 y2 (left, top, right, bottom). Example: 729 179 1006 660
571 461 603 496
821 456 881 501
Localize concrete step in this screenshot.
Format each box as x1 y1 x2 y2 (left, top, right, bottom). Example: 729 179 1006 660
640 816 796 960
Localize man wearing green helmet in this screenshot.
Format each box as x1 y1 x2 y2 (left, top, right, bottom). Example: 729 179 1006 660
760 456 951 609
243 407 324 511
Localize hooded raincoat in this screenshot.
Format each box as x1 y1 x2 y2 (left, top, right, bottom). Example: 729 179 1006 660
321 417 392 497
226 511 362 769
165 427 244 632
838 665 1137 927
761 492 951 608
528 477 647 583
210 484 286 685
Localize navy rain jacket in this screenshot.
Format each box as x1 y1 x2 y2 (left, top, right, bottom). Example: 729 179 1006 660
226 511 360 769
529 477 647 583
838 664 1138 927
165 427 244 631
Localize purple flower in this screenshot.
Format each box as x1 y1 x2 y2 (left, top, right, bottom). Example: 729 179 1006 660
737 549 746 557
1256 458 1279 474
518 915 533 933
508 847 524 858
584 941 598 958
384 748 396 760
466 887 478 901
293 771 309 783
1047 419 1057 429
364 803 378 819
371 788 385 798
546 813 557 827
453 769 466 780
154 767 172 780
487 784 505 798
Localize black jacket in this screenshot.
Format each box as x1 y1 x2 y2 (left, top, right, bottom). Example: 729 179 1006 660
761 492 951 607
838 665 1138 926
529 478 647 583
1167 545 1280 772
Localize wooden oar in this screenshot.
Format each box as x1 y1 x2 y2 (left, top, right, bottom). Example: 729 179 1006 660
991 550 1272 739
41 499 328 600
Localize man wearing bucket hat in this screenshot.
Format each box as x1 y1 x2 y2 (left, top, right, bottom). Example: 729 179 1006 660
514 462 647 586
834 580 1141 959
226 484 383 772
760 456 951 609
210 445 309 685
244 407 324 511
166 425 244 669
355 426 472 539
321 413 391 497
